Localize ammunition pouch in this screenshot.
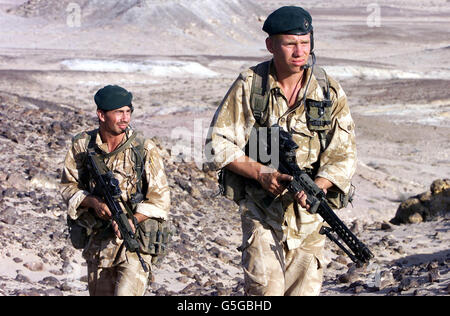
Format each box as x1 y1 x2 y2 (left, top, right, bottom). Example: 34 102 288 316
306 99 333 131
67 211 104 249
67 217 88 249
326 184 355 209
137 218 174 264
218 166 355 210
218 168 247 204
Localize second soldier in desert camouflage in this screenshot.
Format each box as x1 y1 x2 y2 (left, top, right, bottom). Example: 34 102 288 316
61 85 171 296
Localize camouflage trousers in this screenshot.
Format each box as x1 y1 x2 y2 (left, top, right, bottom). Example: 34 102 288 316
84 232 152 296
87 251 152 296
239 202 326 296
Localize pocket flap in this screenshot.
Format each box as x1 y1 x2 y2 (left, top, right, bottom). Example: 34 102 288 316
291 120 315 138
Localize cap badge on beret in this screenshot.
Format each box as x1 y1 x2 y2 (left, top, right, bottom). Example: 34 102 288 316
262 6 313 36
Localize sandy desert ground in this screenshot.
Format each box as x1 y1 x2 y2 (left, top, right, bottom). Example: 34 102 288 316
0 0 449 297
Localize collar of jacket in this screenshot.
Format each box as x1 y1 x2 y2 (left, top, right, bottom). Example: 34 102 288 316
266 59 324 103
95 127 134 155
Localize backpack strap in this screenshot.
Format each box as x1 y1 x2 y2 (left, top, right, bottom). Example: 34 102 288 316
87 130 137 159
248 62 334 152
250 61 271 126
313 66 331 102
218 62 270 203
129 133 146 205
307 66 334 152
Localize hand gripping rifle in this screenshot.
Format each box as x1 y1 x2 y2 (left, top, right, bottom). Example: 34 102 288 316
268 124 374 265
86 151 149 272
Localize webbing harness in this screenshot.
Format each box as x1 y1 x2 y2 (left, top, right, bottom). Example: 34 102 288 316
86 129 146 214
249 60 334 152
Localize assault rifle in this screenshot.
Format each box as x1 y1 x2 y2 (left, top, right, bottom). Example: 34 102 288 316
267 124 374 265
86 152 148 272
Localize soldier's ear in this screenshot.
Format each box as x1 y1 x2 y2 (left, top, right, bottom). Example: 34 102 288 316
266 37 274 54
97 109 106 123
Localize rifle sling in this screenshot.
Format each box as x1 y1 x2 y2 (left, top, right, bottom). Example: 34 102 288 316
88 130 137 159
87 130 138 219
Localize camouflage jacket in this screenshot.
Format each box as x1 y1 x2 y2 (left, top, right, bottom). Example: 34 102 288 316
60 128 170 265
205 60 357 249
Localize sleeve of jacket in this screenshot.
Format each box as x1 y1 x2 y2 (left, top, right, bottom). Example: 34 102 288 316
60 133 91 220
315 76 357 194
204 72 256 171
135 140 171 221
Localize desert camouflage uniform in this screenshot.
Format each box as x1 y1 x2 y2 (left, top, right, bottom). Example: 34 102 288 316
205 60 357 295
61 128 170 296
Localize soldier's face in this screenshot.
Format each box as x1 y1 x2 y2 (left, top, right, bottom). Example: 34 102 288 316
97 106 132 135
266 34 311 75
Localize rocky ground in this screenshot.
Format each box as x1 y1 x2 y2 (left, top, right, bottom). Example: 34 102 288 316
0 0 449 296
0 97 448 296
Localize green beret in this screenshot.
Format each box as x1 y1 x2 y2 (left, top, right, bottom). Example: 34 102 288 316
94 85 133 111
263 6 313 36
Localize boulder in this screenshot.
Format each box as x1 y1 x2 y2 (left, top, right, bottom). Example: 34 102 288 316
392 179 450 224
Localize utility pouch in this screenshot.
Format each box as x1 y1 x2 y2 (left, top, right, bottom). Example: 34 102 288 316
137 218 174 263
305 98 333 131
218 168 247 204
67 217 88 249
326 184 355 209
305 66 334 150
66 211 100 249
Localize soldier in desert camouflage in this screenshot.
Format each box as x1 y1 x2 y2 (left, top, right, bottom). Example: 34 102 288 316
61 85 170 296
205 6 357 295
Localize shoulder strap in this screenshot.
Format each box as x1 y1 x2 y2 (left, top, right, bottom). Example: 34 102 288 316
129 133 146 204
87 129 137 156
250 61 271 126
86 129 110 175
249 63 334 153
86 130 97 153
307 66 335 152
130 132 146 161
312 66 331 100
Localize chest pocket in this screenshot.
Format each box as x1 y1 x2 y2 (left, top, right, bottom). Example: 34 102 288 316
108 152 138 197
289 119 321 169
